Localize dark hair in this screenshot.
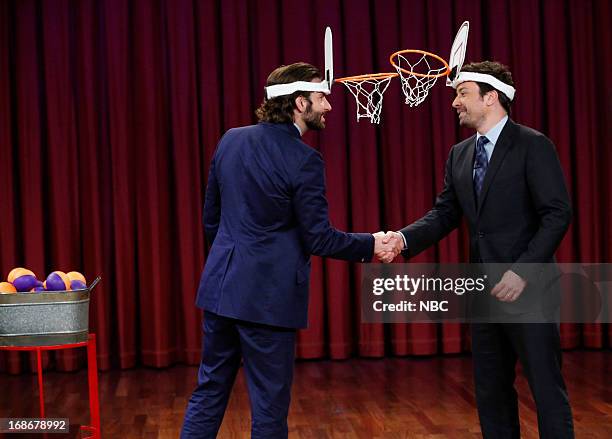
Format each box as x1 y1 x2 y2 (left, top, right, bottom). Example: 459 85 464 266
461 61 515 115
255 62 321 123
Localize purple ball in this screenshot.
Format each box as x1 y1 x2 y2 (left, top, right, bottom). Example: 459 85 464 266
13 275 39 292
70 280 87 290
30 286 46 293
45 272 69 291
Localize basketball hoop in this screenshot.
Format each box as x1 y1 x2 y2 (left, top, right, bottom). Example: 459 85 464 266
332 21 470 121
389 49 450 107
335 72 398 124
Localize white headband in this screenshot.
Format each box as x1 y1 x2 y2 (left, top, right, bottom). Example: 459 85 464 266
450 72 515 101
265 81 331 99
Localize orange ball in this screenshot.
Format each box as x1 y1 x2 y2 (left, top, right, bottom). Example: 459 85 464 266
0 281 17 293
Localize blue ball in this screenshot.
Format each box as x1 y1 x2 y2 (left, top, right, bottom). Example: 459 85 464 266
13 274 39 292
45 271 70 291
70 280 87 290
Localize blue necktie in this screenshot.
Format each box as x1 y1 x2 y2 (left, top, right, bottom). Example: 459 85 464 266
473 136 489 198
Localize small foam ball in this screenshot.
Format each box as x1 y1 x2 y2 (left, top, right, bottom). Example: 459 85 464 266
13 274 40 292
0 282 17 293
66 271 86 284
70 279 87 290
45 271 71 291
7 267 35 283
30 286 46 292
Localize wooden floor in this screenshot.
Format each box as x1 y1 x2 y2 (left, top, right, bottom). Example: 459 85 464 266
0 351 610 438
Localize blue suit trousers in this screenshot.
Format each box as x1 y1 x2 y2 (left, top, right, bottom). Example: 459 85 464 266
181 311 296 438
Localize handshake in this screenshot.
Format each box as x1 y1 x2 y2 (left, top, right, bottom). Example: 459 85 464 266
372 231 404 263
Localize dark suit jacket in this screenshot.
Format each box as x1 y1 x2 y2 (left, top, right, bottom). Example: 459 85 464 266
196 122 374 329
399 119 571 313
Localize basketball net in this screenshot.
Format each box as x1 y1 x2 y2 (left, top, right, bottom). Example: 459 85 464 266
336 73 397 124
392 51 448 107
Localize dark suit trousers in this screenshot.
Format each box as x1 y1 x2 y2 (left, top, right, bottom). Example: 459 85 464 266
471 323 574 438
181 311 296 439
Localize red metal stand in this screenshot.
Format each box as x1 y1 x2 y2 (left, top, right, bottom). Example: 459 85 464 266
0 334 101 438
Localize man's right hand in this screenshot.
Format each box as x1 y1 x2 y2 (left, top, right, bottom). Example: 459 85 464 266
373 231 404 263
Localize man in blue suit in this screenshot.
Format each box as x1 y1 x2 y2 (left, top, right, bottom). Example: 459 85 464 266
181 62 401 438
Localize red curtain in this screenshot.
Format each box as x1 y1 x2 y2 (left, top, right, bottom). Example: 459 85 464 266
0 0 610 373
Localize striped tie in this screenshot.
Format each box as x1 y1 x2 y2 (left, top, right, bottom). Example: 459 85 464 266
473 136 489 198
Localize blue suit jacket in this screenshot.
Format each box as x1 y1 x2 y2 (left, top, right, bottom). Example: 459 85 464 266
196 122 374 328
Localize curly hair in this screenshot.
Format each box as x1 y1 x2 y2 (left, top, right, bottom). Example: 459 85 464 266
461 61 515 114
255 62 321 123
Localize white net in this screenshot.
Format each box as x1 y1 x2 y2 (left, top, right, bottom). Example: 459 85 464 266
392 51 448 107
337 73 397 124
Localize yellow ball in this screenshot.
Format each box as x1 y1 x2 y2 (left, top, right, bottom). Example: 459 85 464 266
66 271 86 284
45 271 71 291
0 282 17 293
7 267 35 283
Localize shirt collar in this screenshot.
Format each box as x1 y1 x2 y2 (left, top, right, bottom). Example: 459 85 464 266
477 115 508 146
293 122 303 137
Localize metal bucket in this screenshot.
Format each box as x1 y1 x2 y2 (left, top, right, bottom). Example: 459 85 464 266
0 277 100 347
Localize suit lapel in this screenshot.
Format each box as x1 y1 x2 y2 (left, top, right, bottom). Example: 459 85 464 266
477 120 516 215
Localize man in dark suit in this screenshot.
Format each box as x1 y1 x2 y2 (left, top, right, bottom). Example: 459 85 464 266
181 62 401 439
385 61 574 438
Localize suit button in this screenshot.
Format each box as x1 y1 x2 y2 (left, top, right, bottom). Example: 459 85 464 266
478 232 485 238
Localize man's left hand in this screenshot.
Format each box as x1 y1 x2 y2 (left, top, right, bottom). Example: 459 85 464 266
491 270 527 302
